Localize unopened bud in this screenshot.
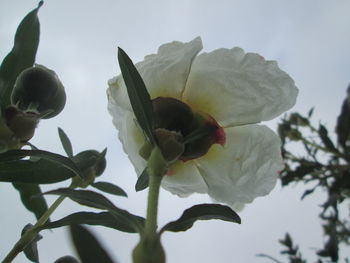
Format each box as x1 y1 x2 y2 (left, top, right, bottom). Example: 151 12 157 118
11 65 66 119
4 106 39 142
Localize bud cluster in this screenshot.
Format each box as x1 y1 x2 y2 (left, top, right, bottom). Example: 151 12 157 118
0 65 66 152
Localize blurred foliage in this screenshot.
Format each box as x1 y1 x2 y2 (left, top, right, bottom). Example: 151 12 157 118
264 86 350 263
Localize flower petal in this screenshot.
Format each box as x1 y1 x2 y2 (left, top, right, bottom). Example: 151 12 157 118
116 110 147 176
183 47 298 127
194 124 283 208
107 37 203 113
162 160 208 197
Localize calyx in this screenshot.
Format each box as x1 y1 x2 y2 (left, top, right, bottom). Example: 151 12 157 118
152 97 225 161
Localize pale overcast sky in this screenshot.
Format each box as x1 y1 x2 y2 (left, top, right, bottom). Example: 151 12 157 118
1 1 350 262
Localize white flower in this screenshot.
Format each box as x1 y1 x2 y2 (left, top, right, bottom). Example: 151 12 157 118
107 37 298 210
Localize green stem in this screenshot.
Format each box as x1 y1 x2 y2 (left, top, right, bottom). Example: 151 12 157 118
133 147 167 263
2 181 77 263
144 171 163 240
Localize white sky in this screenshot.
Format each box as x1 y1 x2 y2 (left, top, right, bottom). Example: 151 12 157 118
1 0 350 262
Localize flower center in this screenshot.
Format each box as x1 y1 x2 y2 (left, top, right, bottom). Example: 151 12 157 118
152 97 225 161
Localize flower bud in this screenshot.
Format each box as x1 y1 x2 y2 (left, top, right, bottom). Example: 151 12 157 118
71 150 107 187
4 106 39 142
0 117 22 152
11 65 66 119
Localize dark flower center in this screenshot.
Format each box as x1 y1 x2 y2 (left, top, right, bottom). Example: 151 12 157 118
152 97 225 161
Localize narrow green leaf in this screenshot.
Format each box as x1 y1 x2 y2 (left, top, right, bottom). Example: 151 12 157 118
39 211 144 233
0 149 82 177
160 204 241 233
118 47 155 145
135 168 149 192
69 224 115 263
92 181 127 197
44 188 143 233
336 85 350 148
0 1 43 108
0 159 76 184
58 127 73 157
308 107 314 118
318 124 337 152
21 224 42 263
13 182 49 220
301 188 315 200
54 256 79 263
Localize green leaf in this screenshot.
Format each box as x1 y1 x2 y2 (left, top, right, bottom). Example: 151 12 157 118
69 224 115 263
58 127 73 157
336 85 350 148
21 224 42 263
118 47 155 145
301 188 316 200
135 168 149 192
44 188 143 233
54 256 79 263
0 159 76 184
0 149 82 177
0 1 43 108
308 107 314 118
160 204 241 233
39 211 144 233
91 181 127 197
318 124 337 152
13 182 49 220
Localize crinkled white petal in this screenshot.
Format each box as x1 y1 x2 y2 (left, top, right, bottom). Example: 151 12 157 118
193 124 283 208
107 37 203 114
107 87 128 131
183 47 298 127
162 160 208 197
116 111 147 176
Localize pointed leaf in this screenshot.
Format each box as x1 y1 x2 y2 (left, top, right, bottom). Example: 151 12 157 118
336 85 350 148
70 224 115 263
160 204 241 233
0 149 82 177
135 168 149 192
21 224 42 263
308 107 314 118
92 181 127 197
0 159 76 184
39 211 144 233
118 47 155 145
301 188 315 200
318 124 337 152
13 182 49 220
0 2 43 108
58 127 73 157
44 188 143 233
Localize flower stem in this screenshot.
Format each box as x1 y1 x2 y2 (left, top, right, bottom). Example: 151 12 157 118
2 181 76 263
144 171 162 239
133 147 167 263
